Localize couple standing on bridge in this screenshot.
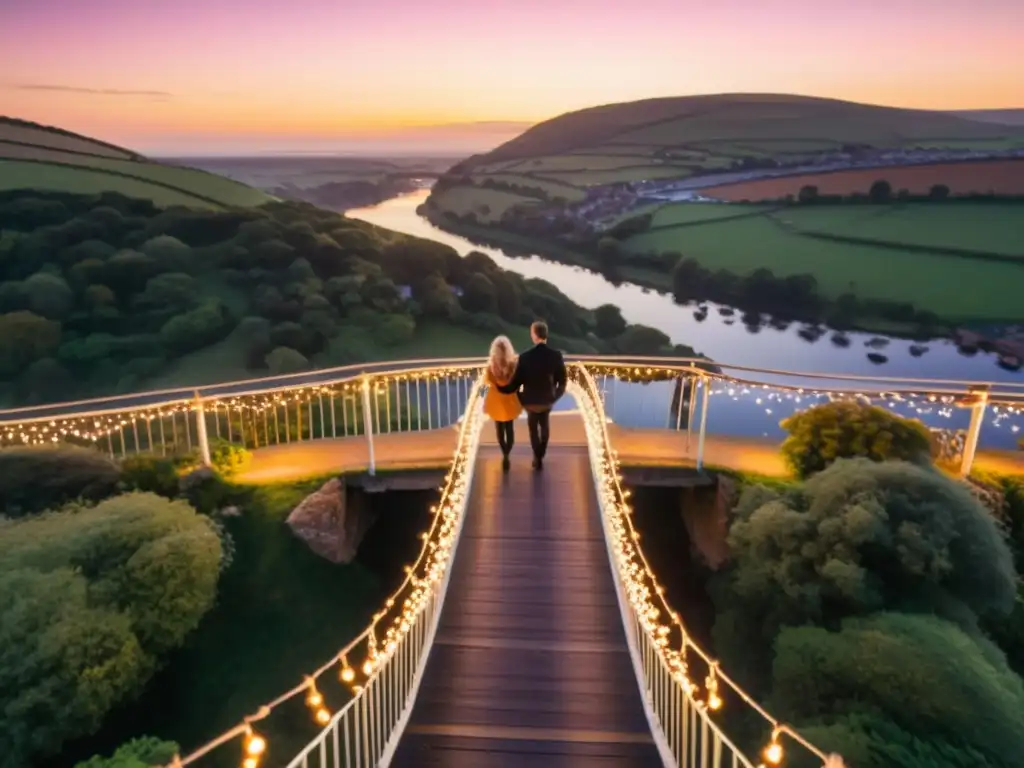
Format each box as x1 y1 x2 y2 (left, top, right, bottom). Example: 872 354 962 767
483 320 567 472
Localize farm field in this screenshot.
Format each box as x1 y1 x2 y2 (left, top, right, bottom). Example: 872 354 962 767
621 210 1024 321
427 185 537 223
703 159 1024 200
474 172 587 201
506 154 675 172
648 202 775 228
2 145 272 207
543 165 692 186
776 203 1024 257
0 118 138 159
0 160 229 209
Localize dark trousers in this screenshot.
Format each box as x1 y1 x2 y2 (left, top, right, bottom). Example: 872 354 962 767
495 420 514 456
527 409 551 460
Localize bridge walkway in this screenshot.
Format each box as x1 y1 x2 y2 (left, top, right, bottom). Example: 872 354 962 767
389 445 662 767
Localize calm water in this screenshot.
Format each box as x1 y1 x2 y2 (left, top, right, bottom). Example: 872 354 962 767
349 191 1024 450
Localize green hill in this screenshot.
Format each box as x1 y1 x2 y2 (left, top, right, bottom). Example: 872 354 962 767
0 117 273 209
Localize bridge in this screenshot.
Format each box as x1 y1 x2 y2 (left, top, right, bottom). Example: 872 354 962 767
3 356 1023 768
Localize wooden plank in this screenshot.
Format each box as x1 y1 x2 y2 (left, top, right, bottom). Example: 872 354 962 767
388 447 662 767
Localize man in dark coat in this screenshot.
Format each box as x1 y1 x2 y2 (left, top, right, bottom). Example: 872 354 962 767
496 320 567 470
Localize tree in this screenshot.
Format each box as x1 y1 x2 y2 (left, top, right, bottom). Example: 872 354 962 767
614 324 671 355
461 273 497 313
139 234 191 271
771 613 1024 768
929 184 951 200
104 250 162 296
375 313 416 347
159 299 231 354
22 271 74 320
0 444 121 516
16 357 74 404
0 493 221 764
0 311 61 376
868 179 893 204
414 274 459 319
265 346 309 374
798 185 820 204
76 737 179 768
780 401 933 478
133 272 199 313
594 304 627 339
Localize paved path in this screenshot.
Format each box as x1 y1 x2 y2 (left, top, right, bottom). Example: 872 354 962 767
389 447 663 768
234 411 1021 484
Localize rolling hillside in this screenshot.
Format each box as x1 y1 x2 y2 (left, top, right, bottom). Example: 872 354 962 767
0 117 273 209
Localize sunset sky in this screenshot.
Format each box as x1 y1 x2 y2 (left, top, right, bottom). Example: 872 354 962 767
3 0 1022 154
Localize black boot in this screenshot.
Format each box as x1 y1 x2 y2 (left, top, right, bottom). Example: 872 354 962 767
532 456 543 471
502 453 510 472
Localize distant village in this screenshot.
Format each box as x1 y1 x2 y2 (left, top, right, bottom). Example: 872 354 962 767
508 145 1024 237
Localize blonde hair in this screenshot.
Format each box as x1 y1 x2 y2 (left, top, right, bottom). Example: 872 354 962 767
488 335 517 382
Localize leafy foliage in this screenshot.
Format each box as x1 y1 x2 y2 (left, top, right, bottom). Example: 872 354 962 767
780 400 933 478
209 438 252 477
0 191 703 404
772 613 1024 768
0 445 122 517
119 455 182 499
710 459 1022 768
75 737 179 768
0 493 222 766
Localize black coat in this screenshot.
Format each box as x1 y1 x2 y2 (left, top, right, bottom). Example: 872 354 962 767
496 342 567 411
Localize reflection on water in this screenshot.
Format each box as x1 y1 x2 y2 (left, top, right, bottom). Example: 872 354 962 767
348 190 1023 384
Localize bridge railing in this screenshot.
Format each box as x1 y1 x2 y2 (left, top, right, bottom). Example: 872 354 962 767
571 363 835 768
0 361 484 474
2 355 1022 479
166 369 487 768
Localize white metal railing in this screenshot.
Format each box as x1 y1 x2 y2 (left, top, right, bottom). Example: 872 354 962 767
168 371 487 768
571 363 842 768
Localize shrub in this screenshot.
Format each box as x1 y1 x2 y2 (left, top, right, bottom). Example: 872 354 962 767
780 401 932 478
209 438 251 477
0 493 221 764
0 444 121 517
771 613 1024 768
75 737 179 768
120 455 181 498
181 466 239 515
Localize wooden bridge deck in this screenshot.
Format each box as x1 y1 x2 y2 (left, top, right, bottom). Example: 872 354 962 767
389 446 663 768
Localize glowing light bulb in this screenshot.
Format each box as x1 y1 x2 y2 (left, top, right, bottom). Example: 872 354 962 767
315 707 331 725
243 758 259 768
764 741 783 764
340 665 355 683
245 733 266 757
306 691 322 707
708 692 722 710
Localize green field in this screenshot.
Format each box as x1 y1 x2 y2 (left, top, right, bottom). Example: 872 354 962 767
621 204 1024 321
0 160 234 209
473 172 587 201
427 185 537 223
508 154 673 173
777 203 1024 258
543 166 692 186
1 118 273 209
649 202 774 228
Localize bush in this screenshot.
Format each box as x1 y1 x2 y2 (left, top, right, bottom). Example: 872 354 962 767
265 345 309 374
120 455 181 498
0 444 121 517
0 493 221 764
771 613 1024 768
209 438 251 477
75 737 179 768
780 401 932 478
725 459 1016 629
181 466 238 514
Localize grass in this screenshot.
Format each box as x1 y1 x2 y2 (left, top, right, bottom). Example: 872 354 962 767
428 185 537 223
471 173 587 202
649 202 775 228
0 118 137 159
55 473 433 768
512 154 675 172
544 166 692 185
777 203 1024 258
0 146 272 207
0 159 227 209
621 208 1024 321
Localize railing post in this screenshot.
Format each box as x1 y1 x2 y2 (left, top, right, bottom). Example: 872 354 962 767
362 375 376 476
194 390 211 467
959 386 988 477
695 376 710 472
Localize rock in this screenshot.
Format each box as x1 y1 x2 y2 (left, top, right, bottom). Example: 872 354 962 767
220 506 242 517
286 478 373 564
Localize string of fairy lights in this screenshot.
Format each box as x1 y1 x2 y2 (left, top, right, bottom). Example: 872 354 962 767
589 363 1024 439
573 363 834 768
168 370 487 768
0 366 483 450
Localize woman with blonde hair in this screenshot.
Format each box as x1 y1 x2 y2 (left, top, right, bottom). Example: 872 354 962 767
484 335 522 471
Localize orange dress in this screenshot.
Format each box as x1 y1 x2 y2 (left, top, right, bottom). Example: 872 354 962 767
484 367 523 422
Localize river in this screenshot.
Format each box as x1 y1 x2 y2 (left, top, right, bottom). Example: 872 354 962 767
349 190 1023 385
